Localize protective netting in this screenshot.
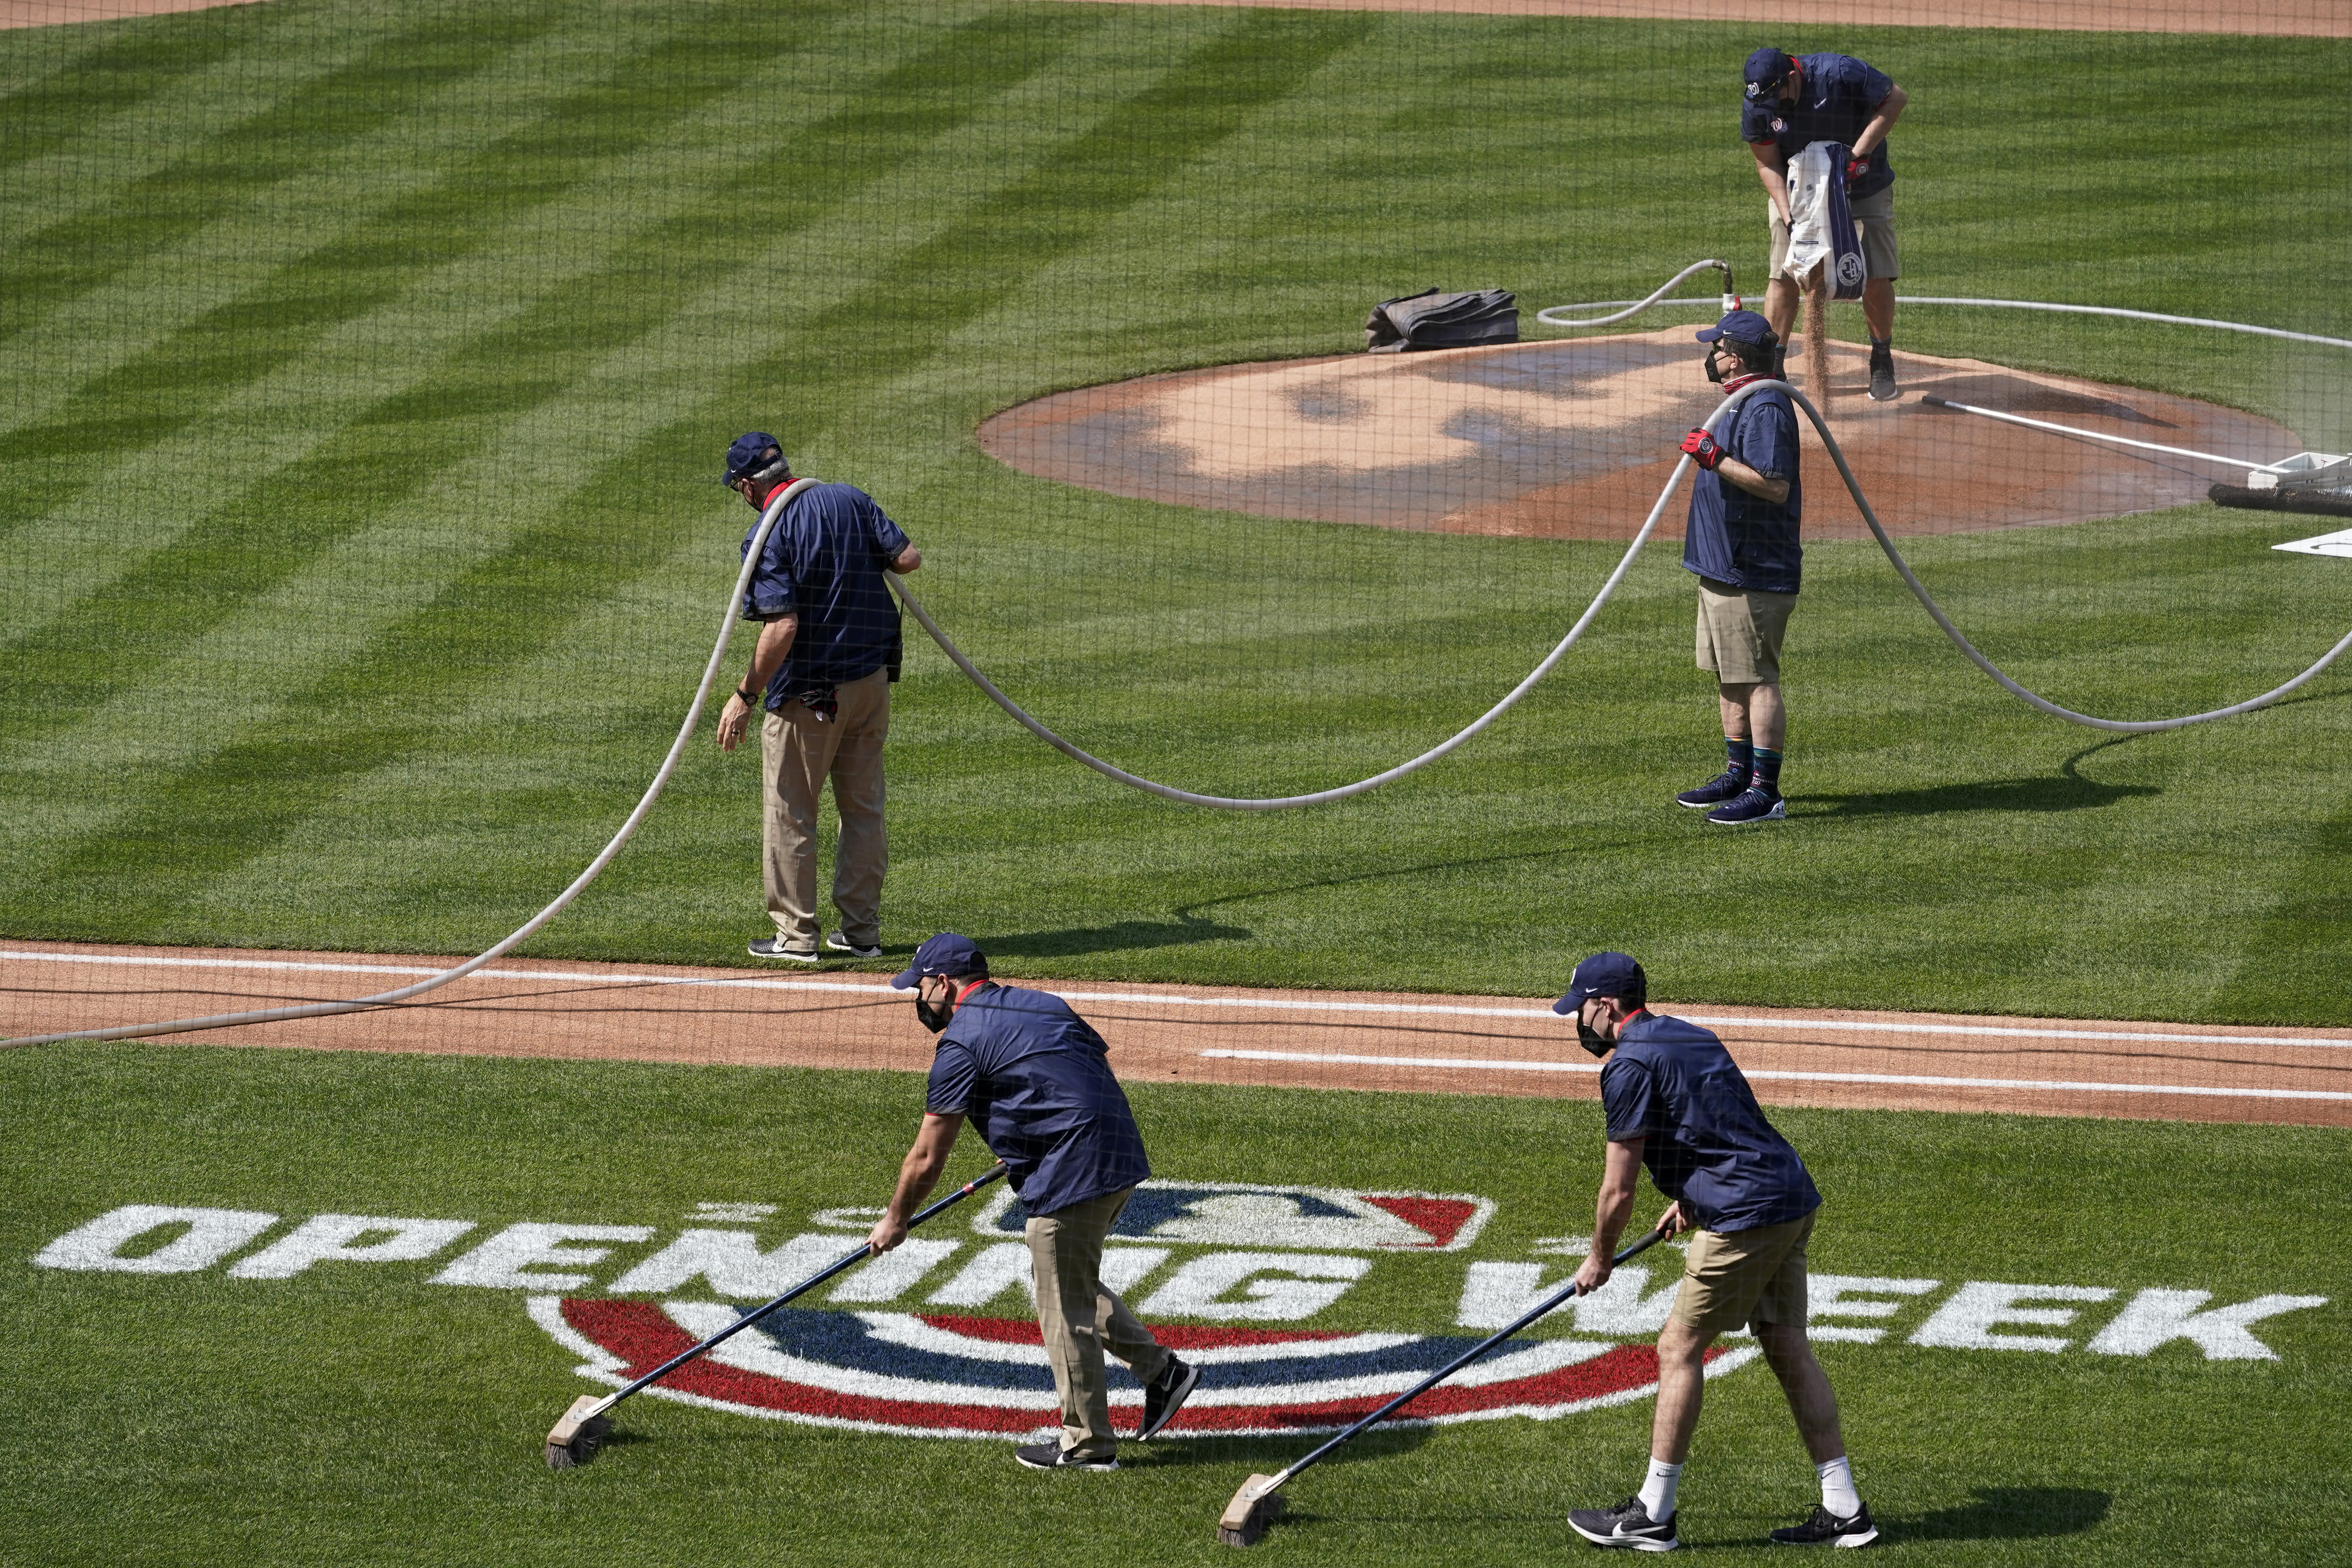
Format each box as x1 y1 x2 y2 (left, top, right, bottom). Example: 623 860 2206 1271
3 0 2349 1093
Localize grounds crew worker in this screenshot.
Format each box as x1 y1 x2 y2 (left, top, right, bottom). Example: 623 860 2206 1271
714 433 920 962
1742 45 1909 402
1674 310 1801 826
868 932 1201 1469
1557 952 1877 1552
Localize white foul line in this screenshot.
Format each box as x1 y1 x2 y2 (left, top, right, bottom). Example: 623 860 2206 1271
7 951 2349 1051
1196 1049 2352 1103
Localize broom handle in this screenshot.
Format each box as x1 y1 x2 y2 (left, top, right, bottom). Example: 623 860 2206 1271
1264 1219 1673 1489
595 1162 1009 1413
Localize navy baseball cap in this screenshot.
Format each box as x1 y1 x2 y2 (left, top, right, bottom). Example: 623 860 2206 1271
1553 951 1647 1014
1697 309 1777 348
1744 47 1796 98
891 932 989 989
722 431 788 487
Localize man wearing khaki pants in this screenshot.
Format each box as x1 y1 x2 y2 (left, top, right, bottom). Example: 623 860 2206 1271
1556 952 1878 1551
713 432 920 962
868 933 1201 1470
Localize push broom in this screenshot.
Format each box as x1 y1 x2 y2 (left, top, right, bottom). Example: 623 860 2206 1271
1214 1218 1673 1545
544 1161 1007 1468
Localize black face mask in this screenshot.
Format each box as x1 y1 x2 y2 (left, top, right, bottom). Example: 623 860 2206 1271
1576 1018 1613 1058
916 995 954 1034
1704 348 1730 385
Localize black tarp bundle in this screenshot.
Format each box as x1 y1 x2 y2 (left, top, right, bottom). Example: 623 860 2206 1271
1363 287 1518 352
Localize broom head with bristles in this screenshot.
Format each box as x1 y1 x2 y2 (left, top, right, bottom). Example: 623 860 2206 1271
544 1394 615 1469
1216 1474 1287 1546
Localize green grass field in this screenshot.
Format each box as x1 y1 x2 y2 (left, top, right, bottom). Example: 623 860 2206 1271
3 0 2350 1022
2 1044 2345 1567
6 9 2347 1560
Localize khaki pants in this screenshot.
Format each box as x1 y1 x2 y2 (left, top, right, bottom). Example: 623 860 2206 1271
760 667 889 950
1027 1187 1170 1460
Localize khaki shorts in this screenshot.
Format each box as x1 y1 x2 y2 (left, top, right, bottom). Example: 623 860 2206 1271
1670 1209 1815 1334
1696 577 1796 685
1769 186 1898 283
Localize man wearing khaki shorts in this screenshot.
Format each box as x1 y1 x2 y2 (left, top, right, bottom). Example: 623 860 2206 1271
1742 47 1909 402
1556 952 1878 1551
1673 311 1802 826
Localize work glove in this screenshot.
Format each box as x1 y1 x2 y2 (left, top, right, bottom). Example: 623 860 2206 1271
1679 428 1725 470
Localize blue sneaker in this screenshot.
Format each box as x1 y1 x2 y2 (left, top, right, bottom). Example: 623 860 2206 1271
1675 767 1750 809
1707 787 1787 826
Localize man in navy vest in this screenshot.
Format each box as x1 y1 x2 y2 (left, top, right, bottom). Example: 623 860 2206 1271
1673 311 1802 826
867 932 1201 1470
1742 47 1909 401
713 433 920 962
1557 952 1878 1551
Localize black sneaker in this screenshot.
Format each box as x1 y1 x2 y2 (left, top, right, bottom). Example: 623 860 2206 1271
1568 1496 1679 1552
1868 349 1897 402
1014 1441 1117 1471
1707 786 1787 826
1136 1354 1200 1440
1675 767 1751 809
1770 1503 1878 1548
824 932 882 959
748 935 820 963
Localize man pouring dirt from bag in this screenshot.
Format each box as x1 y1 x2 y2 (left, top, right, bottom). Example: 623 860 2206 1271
1742 46 1909 402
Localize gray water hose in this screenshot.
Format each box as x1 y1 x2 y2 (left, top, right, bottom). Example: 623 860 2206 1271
13 281 2348 1046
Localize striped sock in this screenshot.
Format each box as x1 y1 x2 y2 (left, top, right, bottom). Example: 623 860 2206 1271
1724 735 1753 782
1751 747 1784 796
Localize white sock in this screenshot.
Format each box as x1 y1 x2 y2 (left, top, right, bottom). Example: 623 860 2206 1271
1818 1455 1862 1517
1638 1458 1684 1521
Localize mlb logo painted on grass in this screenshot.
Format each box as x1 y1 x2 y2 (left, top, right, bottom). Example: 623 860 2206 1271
970 1181 1494 1252
530 1298 1750 1441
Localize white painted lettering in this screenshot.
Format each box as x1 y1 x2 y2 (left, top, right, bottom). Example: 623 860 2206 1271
929 1242 1036 1308
1100 1246 1170 1296
608 1230 845 1298
430 1223 652 1290
1140 1252 1369 1321
828 1240 960 1303
1806 1274 1940 1344
33 1205 278 1274
226 1215 476 1279
1457 1262 1559 1329
2086 1289 2330 1361
1909 1282 2114 1353
1567 1265 1685 1338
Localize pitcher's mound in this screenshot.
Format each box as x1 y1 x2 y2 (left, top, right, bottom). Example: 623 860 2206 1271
978 328 2298 539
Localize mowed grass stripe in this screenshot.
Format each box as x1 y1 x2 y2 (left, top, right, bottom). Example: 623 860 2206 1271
0 2 265 178
0 13 730 561
0 5 572 351
0 7 1130 901
2 11 1180 930
0 7 1087 750
11 9 1368 936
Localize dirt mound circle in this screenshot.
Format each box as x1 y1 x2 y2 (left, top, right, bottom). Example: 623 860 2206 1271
978 328 2299 540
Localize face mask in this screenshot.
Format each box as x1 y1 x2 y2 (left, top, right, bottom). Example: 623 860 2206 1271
1704 348 1728 385
916 993 954 1034
1576 1017 1613 1058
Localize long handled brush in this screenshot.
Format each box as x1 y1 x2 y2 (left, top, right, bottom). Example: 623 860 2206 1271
543 1161 1007 1468
1214 1218 1673 1545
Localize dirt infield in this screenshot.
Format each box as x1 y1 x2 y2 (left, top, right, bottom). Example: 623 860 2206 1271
1063 0 2352 41
8 940 2348 1128
980 330 2297 539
